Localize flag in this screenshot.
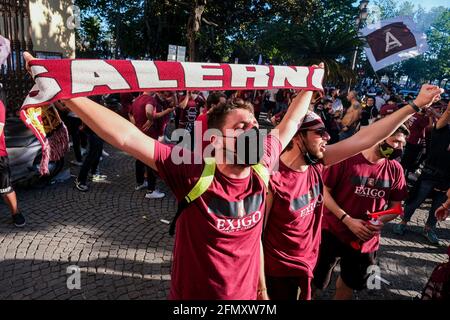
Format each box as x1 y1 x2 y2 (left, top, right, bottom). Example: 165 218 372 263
361 16 428 71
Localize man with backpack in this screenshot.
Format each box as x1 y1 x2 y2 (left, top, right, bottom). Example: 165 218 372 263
24 50 320 299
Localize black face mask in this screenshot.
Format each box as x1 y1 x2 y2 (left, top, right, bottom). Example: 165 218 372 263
299 135 320 165
379 141 403 159
223 126 265 166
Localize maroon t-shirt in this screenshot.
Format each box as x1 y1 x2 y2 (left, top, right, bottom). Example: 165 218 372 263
0 101 6 156
130 94 158 139
323 153 407 253
406 112 429 145
264 161 324 278
154 135 282 300
380 104 398 116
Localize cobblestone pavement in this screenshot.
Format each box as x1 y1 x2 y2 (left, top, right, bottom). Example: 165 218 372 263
0 145 448 300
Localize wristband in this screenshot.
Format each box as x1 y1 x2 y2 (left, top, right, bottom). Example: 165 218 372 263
340 213 348 222
409 100 421 113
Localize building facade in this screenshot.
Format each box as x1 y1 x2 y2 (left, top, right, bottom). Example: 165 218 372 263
0 0 75 114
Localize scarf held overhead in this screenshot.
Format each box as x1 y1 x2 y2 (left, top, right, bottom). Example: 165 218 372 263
20 59 325 174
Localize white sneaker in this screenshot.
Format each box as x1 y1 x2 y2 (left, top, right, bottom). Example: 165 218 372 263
145 190 165 199
92 174 107 182
135 181 148 191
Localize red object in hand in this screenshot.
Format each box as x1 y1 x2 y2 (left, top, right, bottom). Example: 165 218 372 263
350 204 403 250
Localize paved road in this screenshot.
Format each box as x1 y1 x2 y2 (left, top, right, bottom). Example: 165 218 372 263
0 145 448 299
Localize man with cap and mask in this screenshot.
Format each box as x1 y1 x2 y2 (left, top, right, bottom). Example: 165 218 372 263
260 84 443 300
313 124 409 300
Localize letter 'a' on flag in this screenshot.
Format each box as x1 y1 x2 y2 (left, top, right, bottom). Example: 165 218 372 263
361 16 429 71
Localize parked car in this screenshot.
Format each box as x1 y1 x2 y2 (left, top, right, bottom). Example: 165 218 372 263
5 116 64 186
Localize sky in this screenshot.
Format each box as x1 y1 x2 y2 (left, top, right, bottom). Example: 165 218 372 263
407 0 449 10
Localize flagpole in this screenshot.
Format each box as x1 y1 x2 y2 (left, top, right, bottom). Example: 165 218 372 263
348 0 369 93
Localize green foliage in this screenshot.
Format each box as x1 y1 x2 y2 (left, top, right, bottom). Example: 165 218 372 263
74 0 449 86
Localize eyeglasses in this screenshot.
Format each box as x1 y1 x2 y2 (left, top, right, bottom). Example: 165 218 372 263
307 127 329 138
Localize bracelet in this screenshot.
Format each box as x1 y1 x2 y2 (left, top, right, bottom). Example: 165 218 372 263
340 213 348 222
408 100 421 113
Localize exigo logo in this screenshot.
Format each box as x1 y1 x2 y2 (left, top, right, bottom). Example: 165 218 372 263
354 186 386 199
216 211 262 232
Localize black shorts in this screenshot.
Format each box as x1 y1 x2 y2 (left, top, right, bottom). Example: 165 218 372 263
0 156 13 195
313 230 377 291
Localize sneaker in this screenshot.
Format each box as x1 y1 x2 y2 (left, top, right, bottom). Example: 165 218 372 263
92 174 107 182
70 160 83 166
12 212 26 228
393 223 407 235
423 228 440 245
74 179 89 192
135 181 148 191
145 190 165 199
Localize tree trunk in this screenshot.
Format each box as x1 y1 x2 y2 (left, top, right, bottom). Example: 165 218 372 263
187 0 207 62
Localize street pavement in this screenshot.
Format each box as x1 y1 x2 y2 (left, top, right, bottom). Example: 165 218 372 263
0 144 448 300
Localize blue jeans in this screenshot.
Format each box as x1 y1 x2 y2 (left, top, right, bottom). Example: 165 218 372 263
402 175 447 228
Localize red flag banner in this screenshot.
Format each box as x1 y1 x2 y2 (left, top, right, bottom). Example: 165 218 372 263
21 59 324 108
20 59 324 175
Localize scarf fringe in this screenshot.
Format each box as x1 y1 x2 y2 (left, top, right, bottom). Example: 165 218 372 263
39 123 69 175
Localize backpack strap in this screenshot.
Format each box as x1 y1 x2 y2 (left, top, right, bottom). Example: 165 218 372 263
169 157 216 236
252 163 269 189
169 159 269 236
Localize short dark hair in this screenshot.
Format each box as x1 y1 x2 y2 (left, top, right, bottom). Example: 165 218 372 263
207 100 254 130
323 99 333 105
206 92 227 109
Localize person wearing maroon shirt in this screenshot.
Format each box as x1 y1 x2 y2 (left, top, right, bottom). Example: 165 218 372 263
393 101 450 244
24 53 326 299
0 100 26 227
401 109 432 179
313 124 410 300
129 92 173 199
260 84 444 301
379 98 399 118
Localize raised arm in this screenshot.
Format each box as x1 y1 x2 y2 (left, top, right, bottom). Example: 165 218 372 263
323 84 444 166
